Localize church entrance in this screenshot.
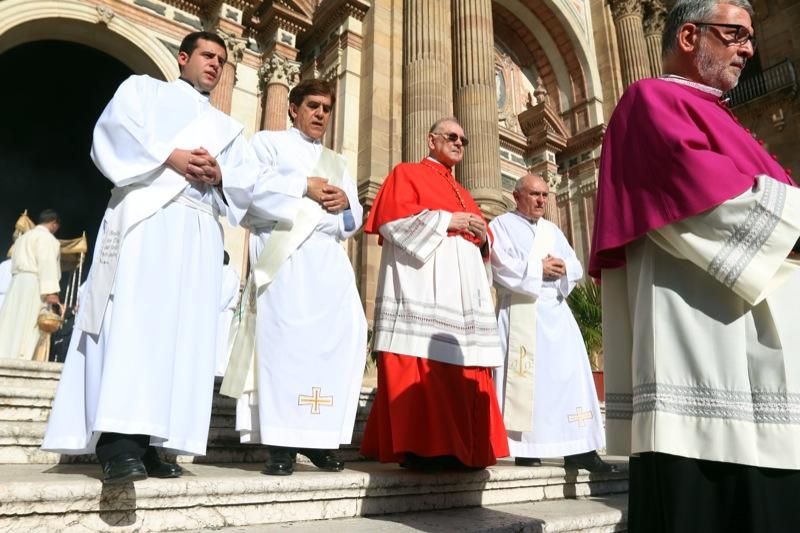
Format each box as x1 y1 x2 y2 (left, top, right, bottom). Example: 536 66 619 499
0 40 135 262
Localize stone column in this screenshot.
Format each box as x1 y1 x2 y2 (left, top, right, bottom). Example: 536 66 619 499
451 0 505 217
402 0 453 162
643 0 667 77
210 35 246 114
258 54 300 131
608 0 650 87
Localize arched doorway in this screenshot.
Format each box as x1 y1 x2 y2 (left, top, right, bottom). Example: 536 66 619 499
0 40 135 259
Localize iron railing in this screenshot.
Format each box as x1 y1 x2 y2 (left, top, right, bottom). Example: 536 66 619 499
729 59 797 107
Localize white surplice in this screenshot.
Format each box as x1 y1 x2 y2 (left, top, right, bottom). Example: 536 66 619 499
0 259 12 310
0 226 61 360
490 212 604 457
215 264 240 377
235 128 367 448
373 210 502 368
603 175 800 469
42 75 255 456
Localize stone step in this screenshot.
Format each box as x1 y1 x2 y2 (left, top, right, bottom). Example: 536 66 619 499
192 493 628 532
0 359 64 382
0 388 374 464
0 458 628 532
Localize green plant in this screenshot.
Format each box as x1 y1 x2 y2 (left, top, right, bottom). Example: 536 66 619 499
567 281 603 371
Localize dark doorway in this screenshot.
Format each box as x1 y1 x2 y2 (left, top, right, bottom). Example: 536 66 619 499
0 40 134 272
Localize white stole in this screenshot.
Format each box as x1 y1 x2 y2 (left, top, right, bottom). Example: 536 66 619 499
79 109 243 335
501 220 554 432
220 146 345 399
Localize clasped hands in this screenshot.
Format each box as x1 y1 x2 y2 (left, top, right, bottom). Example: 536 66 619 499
168 148 222 187
448 212 488 244
542 254 566 281
307 177 349 213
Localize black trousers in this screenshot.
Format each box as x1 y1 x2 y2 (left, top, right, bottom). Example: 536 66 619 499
629 452 800 533
95 433 150 465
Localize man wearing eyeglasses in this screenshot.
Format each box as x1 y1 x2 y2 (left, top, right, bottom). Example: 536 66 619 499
360 117 509 470
591 1 800 531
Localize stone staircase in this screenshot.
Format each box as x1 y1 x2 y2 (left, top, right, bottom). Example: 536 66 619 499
0 359 629 532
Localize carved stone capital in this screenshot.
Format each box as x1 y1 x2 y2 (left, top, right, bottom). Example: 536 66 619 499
642 0 668 36
608 0 643 20
258 54 300 93
217 31 247 65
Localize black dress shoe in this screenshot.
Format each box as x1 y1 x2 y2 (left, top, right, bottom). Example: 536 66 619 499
564 451 619 473
515 457 542 467
102 453 148 484
142 447 183 478
263 446 294 476
298 448 344 472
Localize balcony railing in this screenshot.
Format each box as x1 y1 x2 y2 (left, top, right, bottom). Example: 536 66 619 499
729 59 797 107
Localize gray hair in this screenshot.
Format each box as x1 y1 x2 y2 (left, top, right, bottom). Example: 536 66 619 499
513 174 546 192
661 0 754 59
428 117 461 134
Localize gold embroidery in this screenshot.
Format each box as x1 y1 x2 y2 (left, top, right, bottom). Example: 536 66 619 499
510 345 534 377
568 407 593 427
298 387 334 414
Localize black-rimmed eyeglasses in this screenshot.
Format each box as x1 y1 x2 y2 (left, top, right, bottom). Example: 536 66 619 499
691 22 757 50
432 132 469 147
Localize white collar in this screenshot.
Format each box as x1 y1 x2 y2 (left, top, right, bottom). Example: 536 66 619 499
660 75 724 97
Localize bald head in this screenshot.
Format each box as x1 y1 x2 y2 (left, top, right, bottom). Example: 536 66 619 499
513 174 549 221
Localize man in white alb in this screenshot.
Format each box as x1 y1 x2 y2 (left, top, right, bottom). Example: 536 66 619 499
491 175 614 473
42 31 255 484
0 209 61 360
215 251 240 377
226 78 366 476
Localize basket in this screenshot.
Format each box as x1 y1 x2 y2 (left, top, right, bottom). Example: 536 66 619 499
37 309 63 333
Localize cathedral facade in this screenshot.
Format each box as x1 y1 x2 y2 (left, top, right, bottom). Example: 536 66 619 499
1 0 797 322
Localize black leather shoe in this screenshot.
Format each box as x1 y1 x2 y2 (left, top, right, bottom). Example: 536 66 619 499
298 448 344 472
142 447 183 478
515 457 542 467
263 446 294 476
564 451 619 473
102 453 148 484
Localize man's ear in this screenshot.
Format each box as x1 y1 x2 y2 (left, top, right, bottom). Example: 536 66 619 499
288 103 298 120
177 50 189 69
677 23 700 53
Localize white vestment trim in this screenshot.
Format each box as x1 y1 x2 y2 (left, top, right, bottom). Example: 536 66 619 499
500 220 554 432
79 108 242 335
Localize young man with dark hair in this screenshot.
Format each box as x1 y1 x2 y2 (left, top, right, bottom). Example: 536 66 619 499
43 31 256 484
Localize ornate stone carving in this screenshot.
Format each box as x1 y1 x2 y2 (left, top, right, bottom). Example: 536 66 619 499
258 54 300 93
608 0 643 19
96 5 115 25
218 31 247 65
642 0 668 36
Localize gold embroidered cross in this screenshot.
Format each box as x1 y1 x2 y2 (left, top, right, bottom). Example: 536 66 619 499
298 387 334 414
568 407 593 427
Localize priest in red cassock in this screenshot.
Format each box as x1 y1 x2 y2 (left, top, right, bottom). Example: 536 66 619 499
591 1 800 531
360 117 509 470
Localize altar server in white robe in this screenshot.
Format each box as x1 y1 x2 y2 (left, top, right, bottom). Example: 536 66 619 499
42 31 256 484
215 252 240 377
491 175 614 473
0 210 61 360
227 78 366 476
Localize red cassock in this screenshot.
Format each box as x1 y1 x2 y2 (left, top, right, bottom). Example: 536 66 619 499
359 159 509 467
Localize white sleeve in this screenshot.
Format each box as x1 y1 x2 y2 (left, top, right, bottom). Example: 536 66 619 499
650 175 800 305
